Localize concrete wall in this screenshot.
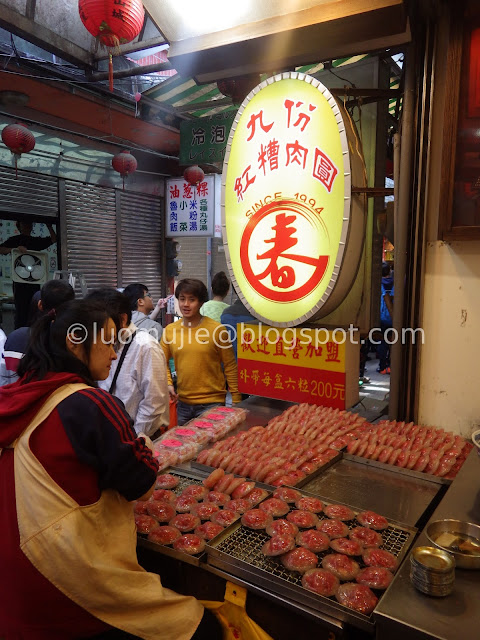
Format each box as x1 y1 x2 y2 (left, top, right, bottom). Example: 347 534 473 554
417 12 480 437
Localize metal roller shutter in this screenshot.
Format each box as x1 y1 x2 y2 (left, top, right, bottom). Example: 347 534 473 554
119 191 163 300
175 237 208 285
0 166 58 217
64 181 117 292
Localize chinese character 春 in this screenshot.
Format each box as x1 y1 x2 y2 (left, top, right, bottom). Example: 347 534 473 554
192 128 206 145
246 110 274 141
170 184 180 198
326 341 341 362
285 140 308 169
284 99 317 131
313 148 338 192
179 222 187 232
258 139 280 175
234 165 256 202
211 125 226 144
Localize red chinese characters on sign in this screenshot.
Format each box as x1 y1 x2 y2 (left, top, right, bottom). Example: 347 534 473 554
240 201 329 302
234 98 338 201
238 359 346 409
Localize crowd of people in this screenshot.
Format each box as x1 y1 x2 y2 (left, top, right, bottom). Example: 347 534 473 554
0 272 238 639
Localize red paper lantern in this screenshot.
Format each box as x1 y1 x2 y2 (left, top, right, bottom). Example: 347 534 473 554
78 0 145 90
1 123 35 178
183 165 204 187
112 150 137 190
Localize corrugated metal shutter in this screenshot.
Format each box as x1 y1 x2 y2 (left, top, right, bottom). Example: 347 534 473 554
0 166 58 217
119 191 163 300
176 237 208 285
64 181 117 292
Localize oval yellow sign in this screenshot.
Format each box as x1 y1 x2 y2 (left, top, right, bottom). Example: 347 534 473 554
222 72 352 327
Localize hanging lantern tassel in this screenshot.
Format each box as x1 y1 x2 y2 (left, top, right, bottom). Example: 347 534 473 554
1 123 36 180
112 150 137 190
108 53 114 92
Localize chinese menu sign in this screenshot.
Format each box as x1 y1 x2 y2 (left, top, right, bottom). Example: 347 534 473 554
180 113 235 165
166 175 220 237
223 72 351 327
237 324 353 409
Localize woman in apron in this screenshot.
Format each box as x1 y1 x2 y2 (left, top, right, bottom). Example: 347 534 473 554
0 299 211 640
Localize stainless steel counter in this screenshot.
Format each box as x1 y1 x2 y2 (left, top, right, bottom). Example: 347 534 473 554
375 449 480 640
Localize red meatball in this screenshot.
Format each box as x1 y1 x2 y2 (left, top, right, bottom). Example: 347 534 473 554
273 487 302 503
259 498 290 517
317 519 349 539
356 566 394 590
295 497 324 513
356 511 389 531
190 502 220 520
302 569 340 597
195 521 224 540
349 527 383 548
134 501 149 515
246 488 269 506
286 510 320 529
135 515 158 534
152 489 176 504
266 519 299 538
262 534 296 557
281 548 318 574
323 504 355 521
205 491 231 506
169 513 200 532
211 509 239 528
182 484 209 501
321 554 360 581
228 498 251 514
329 538 363 556
174 495 198 513
362 548 398 571
155 473 179 489
335 583 378 615
241 509 273 530
147 525 181 545
231 481 256 500
296 529 330 553
146 501 176 522
173 534 206 555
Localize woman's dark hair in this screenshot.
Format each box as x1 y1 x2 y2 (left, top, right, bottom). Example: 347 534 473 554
123 283 148 311
211 271 230 298
17 299 110 385
86 288 132 332
27 280 75 327
175 278 208 305
382 262 391 277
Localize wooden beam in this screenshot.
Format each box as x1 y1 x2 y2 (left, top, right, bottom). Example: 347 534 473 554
94 36 169 61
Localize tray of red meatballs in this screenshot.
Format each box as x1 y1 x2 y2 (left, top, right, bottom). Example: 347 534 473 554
134 467 274 566
205 484 416 632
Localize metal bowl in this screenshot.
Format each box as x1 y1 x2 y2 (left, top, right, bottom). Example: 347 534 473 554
426 519 480 570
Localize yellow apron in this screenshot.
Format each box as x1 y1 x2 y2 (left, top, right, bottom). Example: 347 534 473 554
14 383 204 640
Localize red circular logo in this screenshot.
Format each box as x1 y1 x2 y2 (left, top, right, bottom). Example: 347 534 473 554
240 199 329 302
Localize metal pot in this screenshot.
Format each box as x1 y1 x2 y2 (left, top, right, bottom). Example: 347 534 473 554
426 519 480 570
